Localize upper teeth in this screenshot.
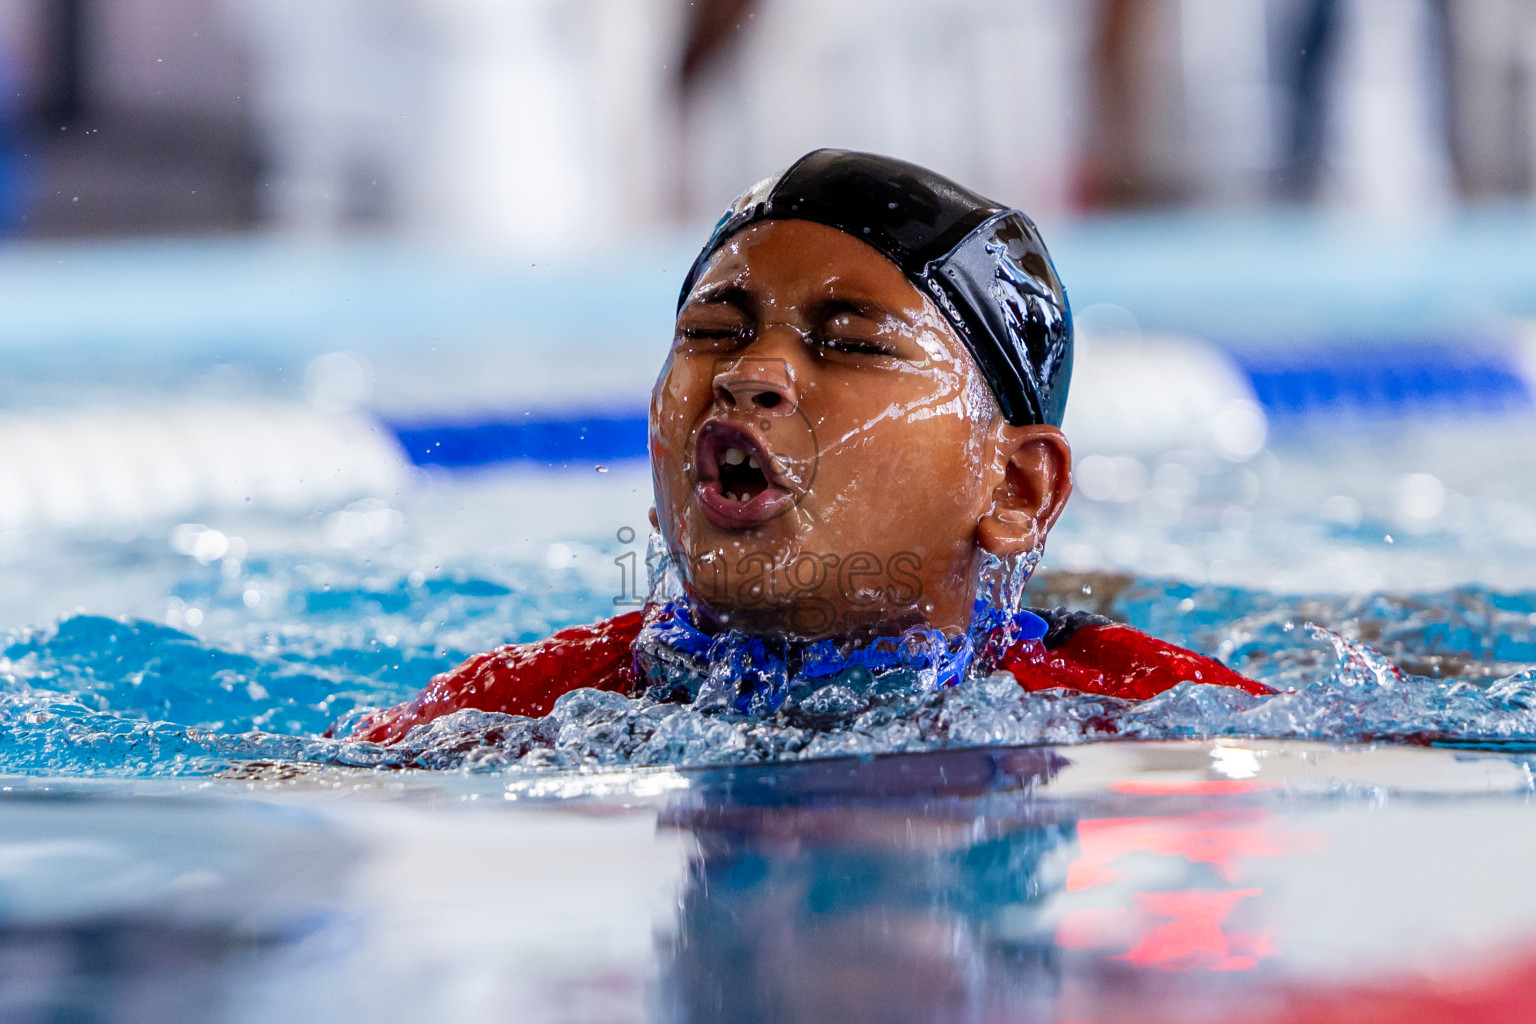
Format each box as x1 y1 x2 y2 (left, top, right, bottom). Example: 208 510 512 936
723 448 746 465
748 456 759 469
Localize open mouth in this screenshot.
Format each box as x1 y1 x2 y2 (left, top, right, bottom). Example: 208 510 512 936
717 440 769 501
694 420 798 528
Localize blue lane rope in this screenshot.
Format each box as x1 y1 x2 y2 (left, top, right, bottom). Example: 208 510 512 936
1232 342 1531 420
386 411 649 468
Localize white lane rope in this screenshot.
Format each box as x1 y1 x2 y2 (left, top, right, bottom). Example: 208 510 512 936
0 403 408 532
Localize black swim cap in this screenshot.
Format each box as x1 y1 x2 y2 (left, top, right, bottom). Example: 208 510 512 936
677 149 1073 427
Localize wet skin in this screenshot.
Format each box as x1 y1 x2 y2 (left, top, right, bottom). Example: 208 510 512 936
649 219 1073 640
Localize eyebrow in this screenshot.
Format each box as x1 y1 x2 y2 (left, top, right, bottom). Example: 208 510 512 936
685 282 755 316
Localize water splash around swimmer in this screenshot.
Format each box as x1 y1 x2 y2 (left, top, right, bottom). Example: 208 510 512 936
6 566 1536 775
630 533 1048 716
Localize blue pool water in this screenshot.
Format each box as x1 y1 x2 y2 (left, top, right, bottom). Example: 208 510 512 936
8 544 1536 777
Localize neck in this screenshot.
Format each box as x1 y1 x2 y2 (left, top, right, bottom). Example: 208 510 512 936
683 580 979 641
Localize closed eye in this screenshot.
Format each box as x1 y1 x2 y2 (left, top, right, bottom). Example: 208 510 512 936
816 307 897 357
818 337 893 356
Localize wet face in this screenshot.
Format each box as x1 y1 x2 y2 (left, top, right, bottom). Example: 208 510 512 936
650 219 1070 639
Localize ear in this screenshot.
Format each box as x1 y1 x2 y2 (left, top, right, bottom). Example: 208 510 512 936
976 425 1072 557
648 507 659 530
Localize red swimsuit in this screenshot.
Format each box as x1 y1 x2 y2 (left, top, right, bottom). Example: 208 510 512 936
349 608 1270 744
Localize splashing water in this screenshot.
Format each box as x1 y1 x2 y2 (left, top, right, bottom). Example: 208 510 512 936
627 542 1046 714
6 550 1536 776
372 622 1536 772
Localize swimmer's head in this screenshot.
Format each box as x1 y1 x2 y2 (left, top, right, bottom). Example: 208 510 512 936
649 150 1074 638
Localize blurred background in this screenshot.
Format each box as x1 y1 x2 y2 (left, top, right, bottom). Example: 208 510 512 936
3 0 1534 239
2 0 1535 238
3 0 1536 627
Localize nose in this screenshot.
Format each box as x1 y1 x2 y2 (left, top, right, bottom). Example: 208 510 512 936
712 357 799 415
